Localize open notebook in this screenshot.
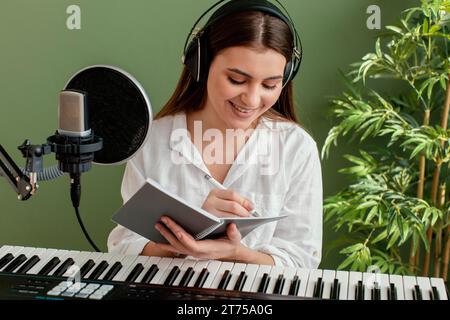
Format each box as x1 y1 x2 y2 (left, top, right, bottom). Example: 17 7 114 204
112 178 287 243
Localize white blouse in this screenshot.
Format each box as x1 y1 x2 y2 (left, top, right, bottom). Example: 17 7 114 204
107 112 323 268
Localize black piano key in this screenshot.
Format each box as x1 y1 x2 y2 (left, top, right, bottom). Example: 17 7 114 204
413 285 423 300
431 286 440 300
103 261 123 281
330 279 340 300
355 280 365 300
257 273 270 293
218 270 232 290
288 275 300 296
141 264 159 284
233 271 247 291
388 283 397 300
3 254 27 273
371 282 381 300
273 274 285 295
0 253 14 269
88 260 109 280
313 277 324 298
80 259 96 278
52 258 75 277
178 267 195 287
16 255 40 274
164 266 181 286
194 268 209 288
38 257 61 275
125 263 144 282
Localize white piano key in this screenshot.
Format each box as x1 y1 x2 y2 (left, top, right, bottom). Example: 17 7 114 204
134 256 161 283
241 264 259 292
280 266 297 296
118 255 150 282
378 273 390 300
70 251 103 278
363 271 384 300
335 271 349 300
0 245 15 258
0 246 26 272
149 257 173 284
186 260 209 287
173 259 198 286
26 248 58 275
305 269 322 298
402 276 417 300
1 247 36 272
47 250 75 275
18 247 46 272
295 268 310 297
200 260 222 289
210 262 234 289
110 255 139 282
430 277 449 300
416 277 432 300
250 264 271 293
37 249 69 275
157 258 186 285
322 269 336 299
225 263 247 291
266 266 284 294
347 271 362 300
388 274 405 300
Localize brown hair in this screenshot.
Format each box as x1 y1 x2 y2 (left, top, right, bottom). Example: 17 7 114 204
155 10 298 123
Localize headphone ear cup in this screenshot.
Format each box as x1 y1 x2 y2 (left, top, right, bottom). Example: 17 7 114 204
283 59 294 85
184 39 200 82
184 33 210 83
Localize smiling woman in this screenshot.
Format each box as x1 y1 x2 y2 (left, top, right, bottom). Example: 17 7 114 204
107 0 323 269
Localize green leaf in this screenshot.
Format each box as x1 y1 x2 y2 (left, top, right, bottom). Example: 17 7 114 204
371 230 388 244
340 243 364 254
375 38 382 57
338 253 356 270
422 17 429 33
386 25 403 34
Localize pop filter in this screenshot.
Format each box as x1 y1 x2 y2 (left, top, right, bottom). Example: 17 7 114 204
65 65 152 165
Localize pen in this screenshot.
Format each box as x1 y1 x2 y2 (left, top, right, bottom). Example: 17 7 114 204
204 174 260 217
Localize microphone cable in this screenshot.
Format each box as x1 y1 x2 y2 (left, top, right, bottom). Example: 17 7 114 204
70 173 101 252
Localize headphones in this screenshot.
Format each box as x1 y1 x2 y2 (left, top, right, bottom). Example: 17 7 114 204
181 0 302 87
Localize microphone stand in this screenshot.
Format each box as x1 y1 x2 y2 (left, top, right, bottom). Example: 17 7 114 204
0 138 102 252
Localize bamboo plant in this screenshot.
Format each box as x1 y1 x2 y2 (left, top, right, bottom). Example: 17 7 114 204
322 0 450 278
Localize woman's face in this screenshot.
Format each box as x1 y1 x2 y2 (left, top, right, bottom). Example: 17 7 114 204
204 46 286 130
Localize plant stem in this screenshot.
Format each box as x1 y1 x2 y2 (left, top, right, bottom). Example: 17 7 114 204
409 109 430 273
424 77 450 276
433 183 445 277
423 75 450 276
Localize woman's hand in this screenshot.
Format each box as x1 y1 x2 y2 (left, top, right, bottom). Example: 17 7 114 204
154 216 244 261
202 189 254 217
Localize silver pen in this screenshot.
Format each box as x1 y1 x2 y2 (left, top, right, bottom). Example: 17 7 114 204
204 174 260 217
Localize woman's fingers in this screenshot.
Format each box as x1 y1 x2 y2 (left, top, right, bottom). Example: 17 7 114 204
213 189 254 217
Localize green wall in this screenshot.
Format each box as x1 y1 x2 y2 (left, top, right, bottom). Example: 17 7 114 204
0 0 415 269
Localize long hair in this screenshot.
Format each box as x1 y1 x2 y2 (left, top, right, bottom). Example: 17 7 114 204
155 10 298 123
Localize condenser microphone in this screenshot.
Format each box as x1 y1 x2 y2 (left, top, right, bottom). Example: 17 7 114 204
47 90 103 208
57 90 91 138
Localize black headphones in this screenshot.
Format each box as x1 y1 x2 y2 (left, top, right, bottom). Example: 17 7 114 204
182 0 302 86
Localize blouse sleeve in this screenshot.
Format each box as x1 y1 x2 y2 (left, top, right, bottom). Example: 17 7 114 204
107 159 150 255
255 141 323 268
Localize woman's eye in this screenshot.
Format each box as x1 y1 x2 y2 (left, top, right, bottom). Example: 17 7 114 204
228 77 245 85
263 84 277 90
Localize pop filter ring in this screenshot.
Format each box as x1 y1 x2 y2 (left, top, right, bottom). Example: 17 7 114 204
64 65 152 165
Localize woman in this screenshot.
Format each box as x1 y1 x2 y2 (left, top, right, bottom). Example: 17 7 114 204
108 0 322 268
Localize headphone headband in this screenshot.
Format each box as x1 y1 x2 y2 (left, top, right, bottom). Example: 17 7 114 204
182 0 302 85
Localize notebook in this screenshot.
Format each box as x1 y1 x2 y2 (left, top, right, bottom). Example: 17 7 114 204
111 178 287 243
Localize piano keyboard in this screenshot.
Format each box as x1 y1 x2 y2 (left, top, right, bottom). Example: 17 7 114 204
0 245 448 300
